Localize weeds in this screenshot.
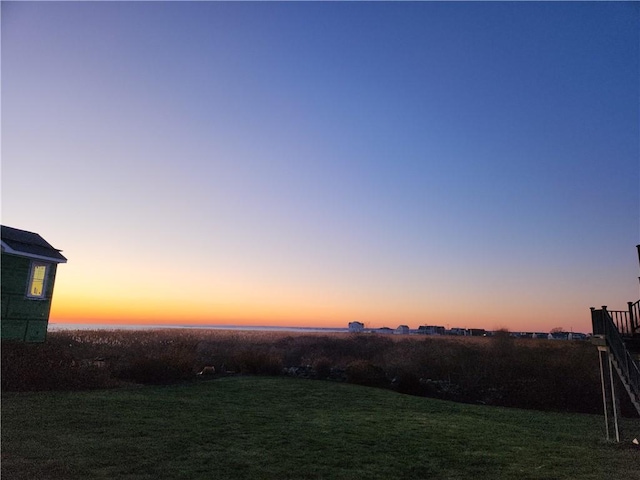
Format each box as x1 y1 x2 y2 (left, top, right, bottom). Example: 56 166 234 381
0 328 624 416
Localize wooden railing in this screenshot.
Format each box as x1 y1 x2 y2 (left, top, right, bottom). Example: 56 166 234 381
590 246 640 432
591 307 640 408
599 300 640 337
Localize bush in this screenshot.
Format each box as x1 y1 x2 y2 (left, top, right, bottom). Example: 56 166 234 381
113 353 196 385
0 329 615 416
313 357 333 380
1 338 115 391
345 360 388 387
391 371 424 396
235 349 283 375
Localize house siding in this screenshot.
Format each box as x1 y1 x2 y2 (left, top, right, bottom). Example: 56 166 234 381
1 253 58 342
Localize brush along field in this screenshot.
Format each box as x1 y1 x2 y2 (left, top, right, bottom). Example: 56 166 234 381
0 329 624 414
2 376 639 480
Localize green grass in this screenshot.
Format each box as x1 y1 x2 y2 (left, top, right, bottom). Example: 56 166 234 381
2 376 639 480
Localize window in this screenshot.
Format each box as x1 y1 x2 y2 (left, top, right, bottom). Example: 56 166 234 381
27 262 49 299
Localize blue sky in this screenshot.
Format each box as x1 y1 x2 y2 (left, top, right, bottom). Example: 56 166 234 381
2 2 638 331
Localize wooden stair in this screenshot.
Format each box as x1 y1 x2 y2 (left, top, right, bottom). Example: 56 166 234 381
591 303 640 442
590 246 640 441
591 307 640 416
608 346 640 415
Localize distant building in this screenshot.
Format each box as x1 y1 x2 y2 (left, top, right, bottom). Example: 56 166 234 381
418 325 446 335
549 331 568 340
395 325 410 335
468 329 486 337
348 321 365 333
448 327 468 336
1 225 67 342
568 332 588 341
377 327 394 334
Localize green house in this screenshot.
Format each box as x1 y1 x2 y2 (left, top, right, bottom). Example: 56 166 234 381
1 225 67 342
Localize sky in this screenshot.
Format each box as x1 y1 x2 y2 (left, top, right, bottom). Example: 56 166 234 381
2 1 639 332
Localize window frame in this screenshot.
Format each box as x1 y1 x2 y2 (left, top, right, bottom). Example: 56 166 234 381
26 261 50 299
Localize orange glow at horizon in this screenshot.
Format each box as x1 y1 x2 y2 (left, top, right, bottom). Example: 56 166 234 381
46 246 599 333
49 289 592 332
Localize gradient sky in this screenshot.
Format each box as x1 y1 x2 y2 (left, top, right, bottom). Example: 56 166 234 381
2 2 639 332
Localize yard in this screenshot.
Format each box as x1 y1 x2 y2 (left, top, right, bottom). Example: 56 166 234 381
2 376 639 480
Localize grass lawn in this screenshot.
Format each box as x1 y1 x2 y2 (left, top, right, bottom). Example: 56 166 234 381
2 376 639 480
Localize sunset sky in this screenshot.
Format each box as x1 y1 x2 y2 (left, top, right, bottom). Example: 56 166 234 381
2 2 638 332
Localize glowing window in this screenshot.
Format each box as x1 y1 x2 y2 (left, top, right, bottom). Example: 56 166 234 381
27 263 49 299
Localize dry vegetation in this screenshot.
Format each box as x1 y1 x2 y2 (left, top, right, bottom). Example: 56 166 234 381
2 328 634 416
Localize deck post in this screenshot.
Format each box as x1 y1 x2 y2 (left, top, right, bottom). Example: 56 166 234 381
637 244 640 290
597 346 620 442
598 347 610 441
608 351 621 443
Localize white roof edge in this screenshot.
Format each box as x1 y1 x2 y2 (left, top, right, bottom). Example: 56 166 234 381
0 240 67 264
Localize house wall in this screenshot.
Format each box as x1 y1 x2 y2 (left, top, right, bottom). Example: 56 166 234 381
1 253 58 342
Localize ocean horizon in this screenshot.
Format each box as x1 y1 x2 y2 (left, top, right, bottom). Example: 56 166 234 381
48 323 350 334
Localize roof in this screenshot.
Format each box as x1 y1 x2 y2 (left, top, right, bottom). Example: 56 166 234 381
1 225 67 263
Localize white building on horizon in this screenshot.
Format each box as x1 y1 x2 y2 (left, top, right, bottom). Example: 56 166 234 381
348 321 364 333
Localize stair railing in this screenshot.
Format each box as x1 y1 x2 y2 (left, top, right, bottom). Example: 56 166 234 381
630 299 640 335
592 307 640 403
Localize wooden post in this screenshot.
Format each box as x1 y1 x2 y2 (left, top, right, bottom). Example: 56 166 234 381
598 347 611 441
636 245 640 291
608 351 621 443
598 346 620 442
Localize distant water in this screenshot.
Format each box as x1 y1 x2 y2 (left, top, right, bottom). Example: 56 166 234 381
48 323 349 334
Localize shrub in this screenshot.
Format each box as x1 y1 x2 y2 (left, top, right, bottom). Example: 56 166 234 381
1 339 115 391
345 360 388 387
0 329 614 416
313 357 333 380
391 370 424 396
113 353 195 385
235 349 283 376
